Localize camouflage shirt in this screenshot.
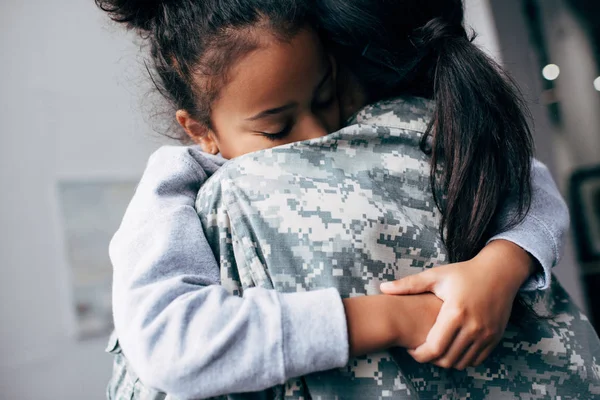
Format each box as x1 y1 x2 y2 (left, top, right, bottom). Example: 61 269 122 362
197 97 600 399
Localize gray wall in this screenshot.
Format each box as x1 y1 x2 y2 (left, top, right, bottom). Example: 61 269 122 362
540 0 600 177
490 0 593 311
0 1 164 398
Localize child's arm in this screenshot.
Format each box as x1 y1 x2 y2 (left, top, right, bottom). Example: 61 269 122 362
345 293 442 354
487 159 569 291
112 146 345 396
381 159 569 369
111 145 435 398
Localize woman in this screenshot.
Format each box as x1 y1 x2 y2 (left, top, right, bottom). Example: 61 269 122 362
197 95 600 399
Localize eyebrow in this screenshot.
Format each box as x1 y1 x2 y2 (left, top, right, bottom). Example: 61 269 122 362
245 66 333 122
246 103 298 121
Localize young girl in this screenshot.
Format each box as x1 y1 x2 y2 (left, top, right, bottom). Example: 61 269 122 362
96 0 575 398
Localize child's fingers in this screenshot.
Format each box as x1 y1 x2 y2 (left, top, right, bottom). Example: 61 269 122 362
380 269 438 295
471 343 496 367
430 330 473 369
453 340 486 370
462 332 502 369
409 305 460 363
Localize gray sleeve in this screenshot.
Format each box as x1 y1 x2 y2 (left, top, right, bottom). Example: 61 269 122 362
488 159 570 291
110 146 349 398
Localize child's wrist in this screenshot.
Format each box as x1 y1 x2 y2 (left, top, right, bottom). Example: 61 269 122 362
391 294 442 349
476 240 535 291
343 296 398 357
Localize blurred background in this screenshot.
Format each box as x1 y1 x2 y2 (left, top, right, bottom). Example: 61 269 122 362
0 0 598 398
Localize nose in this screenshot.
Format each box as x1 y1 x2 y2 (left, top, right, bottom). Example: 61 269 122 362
297 113 329 140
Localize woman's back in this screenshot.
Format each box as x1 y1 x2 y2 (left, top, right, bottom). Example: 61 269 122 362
197 97 600 398
199 96 444 295
198 96 443 397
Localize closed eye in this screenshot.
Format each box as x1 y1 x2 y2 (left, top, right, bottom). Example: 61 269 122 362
258 124 293 141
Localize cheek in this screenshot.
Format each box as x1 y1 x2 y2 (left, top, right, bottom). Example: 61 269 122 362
217 136 259 159
221 133 289 159
211 118 262 159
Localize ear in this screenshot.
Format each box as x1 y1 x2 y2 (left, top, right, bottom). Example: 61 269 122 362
176 110 219 155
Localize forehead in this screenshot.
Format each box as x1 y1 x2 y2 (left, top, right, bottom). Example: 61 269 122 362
212 28 329 117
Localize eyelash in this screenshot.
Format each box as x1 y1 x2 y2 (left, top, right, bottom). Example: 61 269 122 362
260 124 293 141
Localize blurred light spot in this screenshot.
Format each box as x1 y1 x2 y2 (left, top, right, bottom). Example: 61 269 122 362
542 64 560 81
594 77 600 92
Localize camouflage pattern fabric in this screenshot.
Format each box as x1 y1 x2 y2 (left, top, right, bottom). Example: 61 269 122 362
196 97 600 399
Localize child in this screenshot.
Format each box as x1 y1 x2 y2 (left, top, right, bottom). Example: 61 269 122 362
97 0 576 398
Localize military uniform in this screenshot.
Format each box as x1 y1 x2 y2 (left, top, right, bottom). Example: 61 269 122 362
196 97 600 399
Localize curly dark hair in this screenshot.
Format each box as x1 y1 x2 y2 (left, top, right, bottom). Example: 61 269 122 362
96 0 309 140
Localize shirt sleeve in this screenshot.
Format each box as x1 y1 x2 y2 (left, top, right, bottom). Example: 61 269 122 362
488 159 570 291
110 146 349 398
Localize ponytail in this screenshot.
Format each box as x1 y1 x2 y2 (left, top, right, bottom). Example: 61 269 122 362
421 18 537 323
317 0 534 264
317 0 537 324
418 18 534 263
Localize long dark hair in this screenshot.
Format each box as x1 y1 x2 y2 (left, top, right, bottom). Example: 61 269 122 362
317 0 534 265
95 0 309 140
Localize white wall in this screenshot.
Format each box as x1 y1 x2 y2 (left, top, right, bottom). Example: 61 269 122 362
465 0 503 62
0 1 164 398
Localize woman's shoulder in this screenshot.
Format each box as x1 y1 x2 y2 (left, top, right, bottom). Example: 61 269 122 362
198 96 437 198
349 96 434 133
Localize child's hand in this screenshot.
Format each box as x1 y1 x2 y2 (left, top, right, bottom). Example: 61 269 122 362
393 293 443 350
380 240 535 370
